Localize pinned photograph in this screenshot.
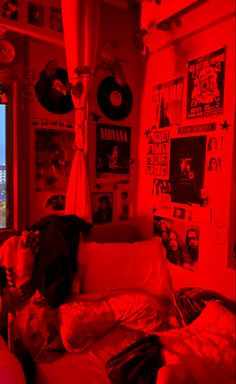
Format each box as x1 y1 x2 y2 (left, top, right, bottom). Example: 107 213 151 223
153 215 200 272
28 2 44 27
207 157 221 171
173 206 186 219
119 191 129 221
1 0 18 20
45 195 66 211
207 136 223 151
49 7 63 32
35 129 75 191
91 192 113 224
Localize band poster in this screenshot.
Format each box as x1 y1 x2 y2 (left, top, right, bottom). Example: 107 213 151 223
170 135 206 204
153 215 200 272
96 123 131 184
186 47 226 119
35 129 75 191
152 77 183 128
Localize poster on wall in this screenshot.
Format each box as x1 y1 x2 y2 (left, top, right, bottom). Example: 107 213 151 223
170 135 206 204
152 77 183 128
35 129 75 191
153 215 200 272
146 130 169 177
96 123 131 184
186 47 226 119
91 192 113 224
28 2 44 27
1 0 18 20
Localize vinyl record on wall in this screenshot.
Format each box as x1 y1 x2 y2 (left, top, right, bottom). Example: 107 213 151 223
35 62 74 115
97 76 133 121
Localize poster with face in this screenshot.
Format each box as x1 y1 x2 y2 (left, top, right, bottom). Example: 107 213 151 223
153 215 200 272
96 124 131 184
152 77 183 128
28 2 44 27
186 47 226 118
35 129 75 191
170 135 206 204
91 192 113 224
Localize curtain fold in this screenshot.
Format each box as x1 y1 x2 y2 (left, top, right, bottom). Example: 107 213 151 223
62 0 100 222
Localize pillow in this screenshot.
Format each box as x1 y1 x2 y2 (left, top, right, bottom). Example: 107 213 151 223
76 237 173 295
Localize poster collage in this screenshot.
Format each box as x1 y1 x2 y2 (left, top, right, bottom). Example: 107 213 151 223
147 47 233 271
1 0 63 33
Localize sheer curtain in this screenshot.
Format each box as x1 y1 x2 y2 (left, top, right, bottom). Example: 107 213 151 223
62 0 100 222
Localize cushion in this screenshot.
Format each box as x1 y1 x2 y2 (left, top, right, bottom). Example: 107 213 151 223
77 237 173 295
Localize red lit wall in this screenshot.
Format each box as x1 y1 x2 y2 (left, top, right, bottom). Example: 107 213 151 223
137 0 235 299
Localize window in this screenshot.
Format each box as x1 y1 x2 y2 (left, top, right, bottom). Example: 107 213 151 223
0 83 14 230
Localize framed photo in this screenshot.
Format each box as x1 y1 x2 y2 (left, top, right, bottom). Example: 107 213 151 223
28 2 44 27
49 7 63 32
91 192 113 224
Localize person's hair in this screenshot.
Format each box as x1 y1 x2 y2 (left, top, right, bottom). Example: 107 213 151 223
185 228 199 247
167 230 187 265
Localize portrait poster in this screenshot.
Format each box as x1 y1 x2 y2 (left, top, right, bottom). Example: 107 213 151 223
35 129 75 191
170 135 206 204
152 77 183 128
153 215 200 272
186 47 226 119
91 192 113 225
96 124 131 184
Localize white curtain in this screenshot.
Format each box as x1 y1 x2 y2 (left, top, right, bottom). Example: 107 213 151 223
62 0 100 222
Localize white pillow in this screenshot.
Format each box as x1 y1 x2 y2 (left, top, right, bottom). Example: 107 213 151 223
76 237 173 295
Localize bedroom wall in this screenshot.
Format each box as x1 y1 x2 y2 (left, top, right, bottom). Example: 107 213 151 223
27 2 142 225
137 0 236 299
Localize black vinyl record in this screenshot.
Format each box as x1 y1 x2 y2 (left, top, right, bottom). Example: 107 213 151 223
97 76 133 121
35 66 74 115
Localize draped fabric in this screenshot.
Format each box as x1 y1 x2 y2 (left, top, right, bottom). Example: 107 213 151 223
62 0 100 222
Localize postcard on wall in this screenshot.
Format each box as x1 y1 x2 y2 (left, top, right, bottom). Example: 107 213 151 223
153 215 200 272
91 192 113 225
152 77 183 128
28 2 44 27
170 135 206 204
35 129 75 191
186 47 226 119
96 124 131 184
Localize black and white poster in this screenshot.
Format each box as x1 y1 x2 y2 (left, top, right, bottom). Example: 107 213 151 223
186 47 226 119
35 129 75 191
170 136 206 204
153 215 200 272
152 77 183 128
91 192 113 224
96 124 130 184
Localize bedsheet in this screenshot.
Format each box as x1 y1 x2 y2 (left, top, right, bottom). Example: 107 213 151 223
156 301 236 384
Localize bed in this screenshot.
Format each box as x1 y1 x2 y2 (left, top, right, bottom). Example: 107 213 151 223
1 220 236 384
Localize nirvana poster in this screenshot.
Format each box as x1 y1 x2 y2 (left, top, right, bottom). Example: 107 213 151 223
186 47 226 118
152 77 183 128
170 136 206 204
96 124 131 184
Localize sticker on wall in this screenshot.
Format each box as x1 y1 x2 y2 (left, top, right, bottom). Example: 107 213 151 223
97 76 133 121
45 195 66 211
170 135 206 204
28 2 44 27
96 123 131 184
35 129 75 191
152 77 183 128
177 122 216 135
118 191 129 221
186 47 226 119
32 116 74 129
91 192 113 224
153 215 200 272
1 0 18 20
35 60 74 114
